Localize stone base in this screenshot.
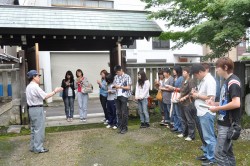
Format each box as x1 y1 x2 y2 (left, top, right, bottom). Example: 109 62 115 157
0 101 21 126
7 125 22 134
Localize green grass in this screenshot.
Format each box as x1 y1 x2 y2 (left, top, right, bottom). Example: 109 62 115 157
0 107 250 165
1 120 250 165
241 113 250 129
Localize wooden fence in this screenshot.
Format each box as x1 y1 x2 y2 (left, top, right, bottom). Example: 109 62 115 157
126 62 250 97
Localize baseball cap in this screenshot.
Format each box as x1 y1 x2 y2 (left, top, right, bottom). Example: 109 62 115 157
27 70 41 79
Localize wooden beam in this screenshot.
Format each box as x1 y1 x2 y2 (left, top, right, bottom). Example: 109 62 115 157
18 50 28 124
35 43 39 71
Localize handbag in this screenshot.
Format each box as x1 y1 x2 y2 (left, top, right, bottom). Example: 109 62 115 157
156 90 162 101
171 89 180 103
81 83 93 93
227 112 241 140
227 122 241 140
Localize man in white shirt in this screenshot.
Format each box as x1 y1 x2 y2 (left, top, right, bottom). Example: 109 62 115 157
26 70 63 153
191 64 217 166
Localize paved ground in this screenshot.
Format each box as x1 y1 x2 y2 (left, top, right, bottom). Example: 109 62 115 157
45 97 103 117
44 98 105 127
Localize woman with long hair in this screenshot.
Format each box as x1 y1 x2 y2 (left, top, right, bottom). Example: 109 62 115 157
97 69 109 124
135 70 150 128
61 70 75 122
75 69 89 122
170 65 184 133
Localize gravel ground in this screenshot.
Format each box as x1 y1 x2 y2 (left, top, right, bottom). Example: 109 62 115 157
1 123 250 166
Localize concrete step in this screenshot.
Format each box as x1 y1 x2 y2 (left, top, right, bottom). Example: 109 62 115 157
45 113 105 127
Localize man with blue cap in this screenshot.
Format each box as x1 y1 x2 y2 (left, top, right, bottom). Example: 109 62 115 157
26 70 63 153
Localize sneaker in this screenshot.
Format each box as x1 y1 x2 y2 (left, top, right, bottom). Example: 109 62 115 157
112 126 117 130
120 129 127 134
67 118 70 122
106 125 111 128
171 128 178 132
185 137 192 141
83 119 87 122
145 123 150 128
196 155 207 161
70 118 73 122
201 159 216 166
177 134 184 138
140 123 146 128
80 119 84 122
104 122 108 125
34 148 49 154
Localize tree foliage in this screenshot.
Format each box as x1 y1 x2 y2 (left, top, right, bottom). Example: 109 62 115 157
142 0 250 60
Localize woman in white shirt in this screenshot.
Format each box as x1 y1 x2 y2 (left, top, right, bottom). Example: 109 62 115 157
135 70 150 128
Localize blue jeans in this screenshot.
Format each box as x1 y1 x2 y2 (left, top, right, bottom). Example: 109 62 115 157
63 96 74 118
172 103 183 132
215 125 236 166
138 98 149 123
199 112 217 161
163 103 171 122
107 100 117 126
77 92 88 119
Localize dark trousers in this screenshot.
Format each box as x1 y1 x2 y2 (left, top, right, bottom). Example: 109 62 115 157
115 96 128 131
180 103 196 139
107 100 117 126
63 96 74 118
100 95 108 120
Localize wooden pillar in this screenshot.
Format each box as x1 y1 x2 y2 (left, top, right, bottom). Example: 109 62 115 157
234 61 245 96
35 43 40 71
19 50 28 124
117 42 121 66
234 61 245 116
109 43 127 75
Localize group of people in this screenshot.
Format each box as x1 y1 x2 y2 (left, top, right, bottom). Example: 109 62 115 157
60 69 90 122
60 65 133 134
154 57 241 166
26 57 241 166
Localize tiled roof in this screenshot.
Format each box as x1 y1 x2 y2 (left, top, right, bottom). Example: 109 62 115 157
0 5 162 36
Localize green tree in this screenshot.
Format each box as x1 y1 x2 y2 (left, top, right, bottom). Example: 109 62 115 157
142 0 250 60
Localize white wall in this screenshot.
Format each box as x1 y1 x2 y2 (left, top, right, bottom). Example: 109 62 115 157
39 51 53 102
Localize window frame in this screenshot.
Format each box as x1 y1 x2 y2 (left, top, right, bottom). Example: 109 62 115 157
152 38 170 50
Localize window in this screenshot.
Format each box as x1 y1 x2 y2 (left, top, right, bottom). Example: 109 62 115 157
52 0 114 9
152 38 170 49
